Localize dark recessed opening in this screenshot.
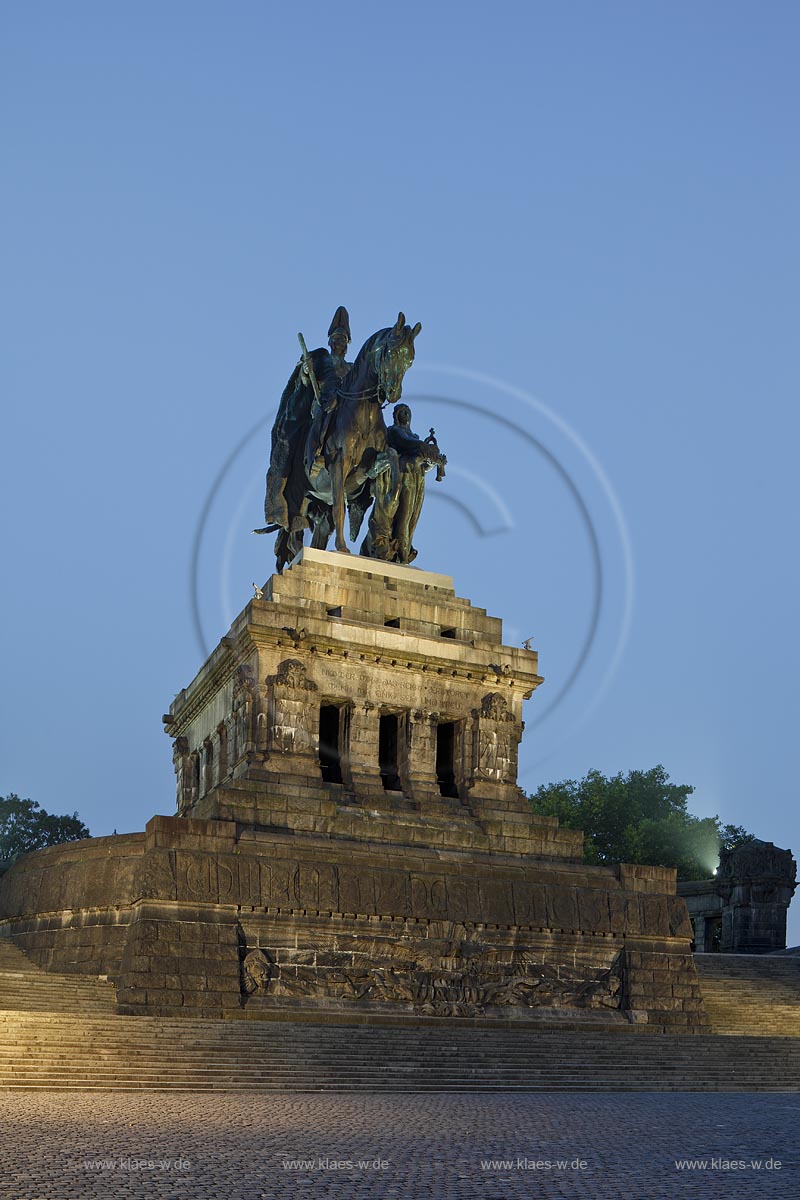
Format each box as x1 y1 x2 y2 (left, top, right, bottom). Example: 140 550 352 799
440 627 457 639
319 705 343 784
436 722 459 798
204 740 214 792
379 713 402 791
384 617 401 628
217 724 227 780
327 606 342 617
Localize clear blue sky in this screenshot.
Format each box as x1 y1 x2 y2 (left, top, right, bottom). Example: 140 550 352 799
2 3 798 940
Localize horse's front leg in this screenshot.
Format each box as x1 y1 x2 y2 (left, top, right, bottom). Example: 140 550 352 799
330 453 349 553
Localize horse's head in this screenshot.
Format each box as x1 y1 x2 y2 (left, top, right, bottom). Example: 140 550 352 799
376 312 422 406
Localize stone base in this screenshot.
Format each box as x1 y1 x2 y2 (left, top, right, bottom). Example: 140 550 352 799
0 553 708 1032
0 815 707 1031
187 777 581 861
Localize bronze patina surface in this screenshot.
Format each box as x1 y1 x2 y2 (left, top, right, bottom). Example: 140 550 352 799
258 309 443 571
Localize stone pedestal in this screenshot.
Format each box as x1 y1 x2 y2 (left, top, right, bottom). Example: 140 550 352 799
163 548 555 857
0 550 705 1030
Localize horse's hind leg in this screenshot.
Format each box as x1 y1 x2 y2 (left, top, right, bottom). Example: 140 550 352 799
330 454 349 553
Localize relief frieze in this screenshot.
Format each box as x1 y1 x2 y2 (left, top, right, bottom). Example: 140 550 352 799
478 878 516 925
134 851 177 902
578 889 612 935
546 885 580 930
292 862 339 912
410 874 449 919
155 846 661 944
442 877 473 923
512 880 549 927
641 896 670 938
177 852 234 902
373 870 412 917
241 923 624 1018
338 866 376 915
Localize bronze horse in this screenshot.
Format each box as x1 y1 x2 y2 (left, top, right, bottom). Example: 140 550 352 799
266 313 421 570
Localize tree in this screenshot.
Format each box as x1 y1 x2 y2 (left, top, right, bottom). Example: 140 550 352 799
719 823 754 854
0 794 90 861
529 766 752 881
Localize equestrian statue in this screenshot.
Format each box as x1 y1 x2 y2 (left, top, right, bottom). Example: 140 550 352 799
256 307 446 573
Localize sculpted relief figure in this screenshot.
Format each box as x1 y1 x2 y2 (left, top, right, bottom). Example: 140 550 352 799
241 948 272 996
272 698 311 753
270 658 317 754
476 692 515 782
478 729 501 779
231 664 258 765
275 658 316 691
257 309 432 570
481 692 513 723
477 729 513 781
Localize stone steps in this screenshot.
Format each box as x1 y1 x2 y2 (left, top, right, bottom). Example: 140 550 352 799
0 939 117 1014
695 954 800 1036
0 937 798 1089
0 1010 798 1091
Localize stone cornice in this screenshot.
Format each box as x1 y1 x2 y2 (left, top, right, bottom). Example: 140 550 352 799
249 621 542 693
166 633 258 738
167 615 543 742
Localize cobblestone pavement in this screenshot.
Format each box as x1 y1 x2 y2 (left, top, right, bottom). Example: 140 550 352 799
0 1092 798 1200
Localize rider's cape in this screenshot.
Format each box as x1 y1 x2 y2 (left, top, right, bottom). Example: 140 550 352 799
265 347 335 533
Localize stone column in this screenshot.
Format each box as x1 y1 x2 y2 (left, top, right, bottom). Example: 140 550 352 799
408 710 440 802
265 658 319 780
395 710 414 797
347 701 384 800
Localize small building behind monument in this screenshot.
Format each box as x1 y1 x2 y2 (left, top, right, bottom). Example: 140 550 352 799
680 840 797 954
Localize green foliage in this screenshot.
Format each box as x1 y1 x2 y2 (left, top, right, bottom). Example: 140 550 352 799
529 766 752 881
719 823 754 853
0 794 90 861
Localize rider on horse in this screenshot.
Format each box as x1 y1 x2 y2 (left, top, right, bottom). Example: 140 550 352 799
260 310 428 572
262 306 353 566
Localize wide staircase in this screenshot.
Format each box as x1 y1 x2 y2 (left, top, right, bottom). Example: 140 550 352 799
0 937 117 1014
695 953 800 1036
0 938 798 1091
